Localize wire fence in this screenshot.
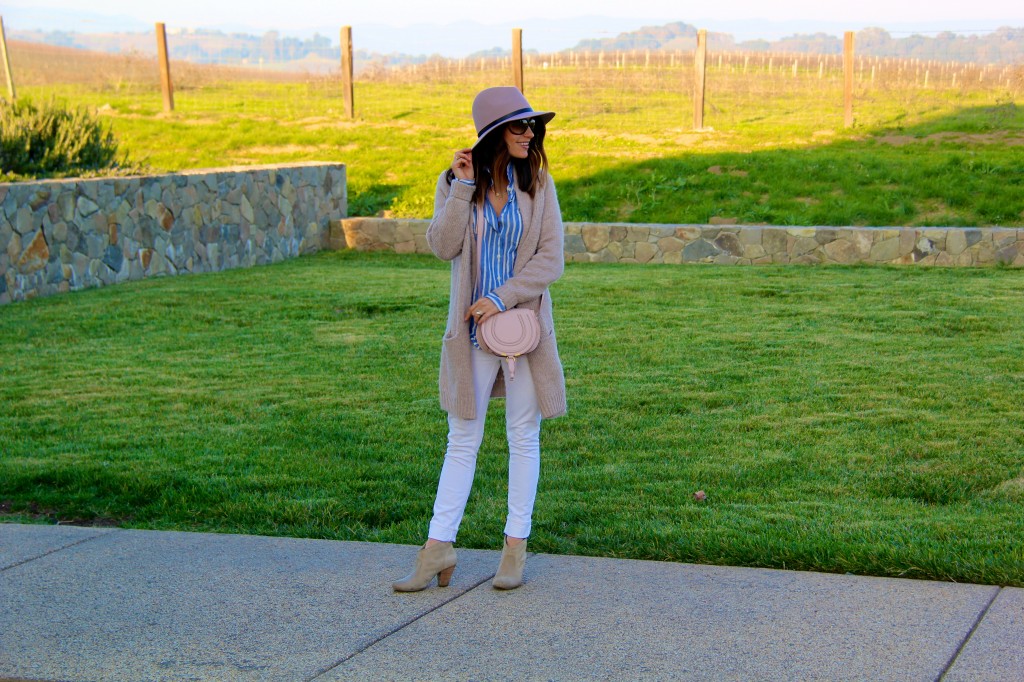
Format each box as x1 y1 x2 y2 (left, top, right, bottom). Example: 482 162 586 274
3 22 1023 134
358 48 1022 129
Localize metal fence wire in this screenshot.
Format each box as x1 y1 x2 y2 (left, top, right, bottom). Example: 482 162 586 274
2 22 1022 134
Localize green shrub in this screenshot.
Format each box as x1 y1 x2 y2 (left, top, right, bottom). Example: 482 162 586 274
0 98 122 179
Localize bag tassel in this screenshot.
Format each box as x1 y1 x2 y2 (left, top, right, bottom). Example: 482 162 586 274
505 355 517 382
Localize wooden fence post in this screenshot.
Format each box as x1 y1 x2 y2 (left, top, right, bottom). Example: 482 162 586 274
340 26 354 118
512 28 524 93
155 22 174 112
693 28 707 130
0 16 15 100
843 31 854 128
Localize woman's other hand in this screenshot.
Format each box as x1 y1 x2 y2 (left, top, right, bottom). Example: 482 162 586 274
452 148 474 181
464 297 500 324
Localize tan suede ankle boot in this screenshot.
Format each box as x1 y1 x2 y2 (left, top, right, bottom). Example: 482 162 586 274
491 537 527 590
392 542 457 592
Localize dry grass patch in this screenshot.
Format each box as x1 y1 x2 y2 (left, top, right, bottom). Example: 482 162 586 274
991 477 1024 500
877 131 1024 146
244 144 326 155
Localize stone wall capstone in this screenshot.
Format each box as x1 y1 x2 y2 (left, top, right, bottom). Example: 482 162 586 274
334 218 1024 267
1 162 346 304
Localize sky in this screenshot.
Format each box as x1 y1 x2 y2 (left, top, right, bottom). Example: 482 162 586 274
3 0 1022 55
5 0 1021 29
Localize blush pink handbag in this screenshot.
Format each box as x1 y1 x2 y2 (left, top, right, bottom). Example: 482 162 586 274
475 201 541 382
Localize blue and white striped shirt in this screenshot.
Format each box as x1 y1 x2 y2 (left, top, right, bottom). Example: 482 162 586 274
469 163 524 348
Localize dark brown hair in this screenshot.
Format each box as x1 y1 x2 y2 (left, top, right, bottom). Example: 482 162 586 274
446 120 548 204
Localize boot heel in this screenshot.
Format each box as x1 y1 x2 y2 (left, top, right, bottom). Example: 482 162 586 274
392 542 458 592
437 565 456 587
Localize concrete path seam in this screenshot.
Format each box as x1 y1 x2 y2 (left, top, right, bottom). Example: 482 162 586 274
306 572 497 681
0 526 119 574
935 586 1002 682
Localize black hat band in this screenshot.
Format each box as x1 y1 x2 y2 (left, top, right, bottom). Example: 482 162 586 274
478 107 534 137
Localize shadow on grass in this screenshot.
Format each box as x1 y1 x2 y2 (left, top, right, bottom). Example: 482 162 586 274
557 104 1024 227
348 182 406 217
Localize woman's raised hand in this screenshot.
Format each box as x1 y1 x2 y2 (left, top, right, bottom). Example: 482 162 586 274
452 148 474 181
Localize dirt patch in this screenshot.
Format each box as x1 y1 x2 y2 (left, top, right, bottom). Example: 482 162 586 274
567 128 706 147
991 476 1024 500
0 500 123 527
554 127 602 139
794 197 820 206
299 120 361 131
570 128 658 144
295 116 334 126
913 199 956 223
245 144 325 155
707 167 748 177
96 109 146 120
877 135 916 146
672 134 704 145
877 131 1024 146
604 150 664 160
616 202 636 220
930 131 1024 145
621 132 663 144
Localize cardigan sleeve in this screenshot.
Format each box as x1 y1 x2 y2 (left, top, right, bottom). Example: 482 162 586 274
491 172 565 309
426 170 475 262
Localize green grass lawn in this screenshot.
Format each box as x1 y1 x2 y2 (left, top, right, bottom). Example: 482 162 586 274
2 251 1022 586
19 67 1024 226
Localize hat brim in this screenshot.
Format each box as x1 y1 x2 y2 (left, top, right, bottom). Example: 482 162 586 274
472 110 555 149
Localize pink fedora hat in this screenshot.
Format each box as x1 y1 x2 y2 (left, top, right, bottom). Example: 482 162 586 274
471 86 555 149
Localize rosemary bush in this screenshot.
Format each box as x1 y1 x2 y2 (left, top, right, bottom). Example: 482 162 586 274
0 98 121 179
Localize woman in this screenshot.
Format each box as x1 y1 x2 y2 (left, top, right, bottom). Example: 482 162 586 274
393 86 567 592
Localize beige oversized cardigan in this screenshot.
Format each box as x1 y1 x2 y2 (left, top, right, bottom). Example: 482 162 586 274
426 169 567 421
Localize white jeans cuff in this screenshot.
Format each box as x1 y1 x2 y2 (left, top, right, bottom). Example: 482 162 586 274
503 520 531 540
428 522 458 543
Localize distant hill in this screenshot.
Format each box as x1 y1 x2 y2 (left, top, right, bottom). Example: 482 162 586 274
7 27 439 74
852 27 1023 63
572 22 737 52
9 28 352 73
571 22 1024 64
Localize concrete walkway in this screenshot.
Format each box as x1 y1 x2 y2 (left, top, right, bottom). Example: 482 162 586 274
1 523 1020 681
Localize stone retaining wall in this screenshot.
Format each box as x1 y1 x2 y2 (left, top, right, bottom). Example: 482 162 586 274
337 218 1024 267
1 162 346 304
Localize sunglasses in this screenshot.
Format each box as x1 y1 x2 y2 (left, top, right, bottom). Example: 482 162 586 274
506 118 537 135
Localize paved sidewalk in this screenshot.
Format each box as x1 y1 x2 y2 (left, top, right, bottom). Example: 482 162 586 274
0 523 1020 681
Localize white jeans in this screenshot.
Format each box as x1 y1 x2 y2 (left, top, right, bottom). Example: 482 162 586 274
428 347 542 543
